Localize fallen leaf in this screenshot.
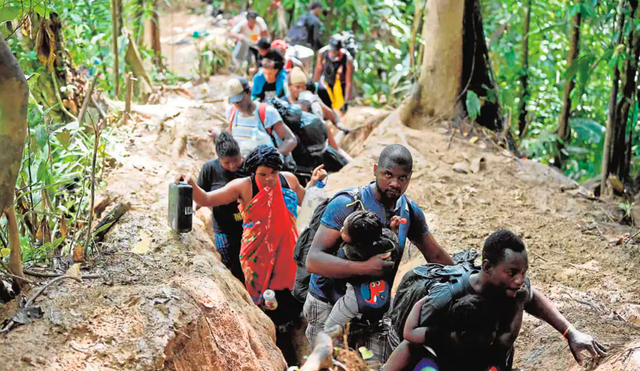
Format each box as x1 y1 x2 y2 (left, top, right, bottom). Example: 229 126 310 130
65 263 82 280
608 175 624 194
469 136 479 144
470 157 486 173
60 216 67 237
358 346 374 360
73 245 85 262
453 161 470 174
132 232 152 255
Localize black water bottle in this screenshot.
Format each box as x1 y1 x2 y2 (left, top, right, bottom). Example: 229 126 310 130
168 182 193 233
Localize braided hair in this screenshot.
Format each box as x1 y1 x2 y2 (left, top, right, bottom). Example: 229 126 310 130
243 145 284 174
215 131 241 158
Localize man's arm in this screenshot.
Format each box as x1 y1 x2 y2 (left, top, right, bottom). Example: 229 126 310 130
272 121 297 156
413 233 453 265
525 287 607 365
314 53 323 82
229 22 245 41
305 225 394 279
344 60 354 102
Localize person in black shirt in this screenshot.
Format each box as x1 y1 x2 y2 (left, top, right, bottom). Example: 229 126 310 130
288 1 325 52
196 132 245 282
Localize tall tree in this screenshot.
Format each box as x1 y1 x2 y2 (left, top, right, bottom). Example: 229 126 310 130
0 34 28 289
402 0 512 153
556 0 583 165
151 0 163 70
518 0 533 138
401 0 465 123
601 0 627 195
111 0 121 97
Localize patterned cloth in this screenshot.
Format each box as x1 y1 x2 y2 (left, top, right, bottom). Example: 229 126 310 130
239 176 299 304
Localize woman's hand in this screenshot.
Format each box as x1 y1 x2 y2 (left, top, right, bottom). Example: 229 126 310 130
175 174 195 187
310 165 328 187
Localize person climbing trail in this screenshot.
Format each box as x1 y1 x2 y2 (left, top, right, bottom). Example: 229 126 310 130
386 230 607 370
176 145 327 365
196 132 245 282
313 35 354 114
230 9 269 71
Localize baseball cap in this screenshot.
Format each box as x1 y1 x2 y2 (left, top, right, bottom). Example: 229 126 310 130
310 1 323 10
329 35 343 51
256 37 271 50
226 77 249 103
289 67 307 85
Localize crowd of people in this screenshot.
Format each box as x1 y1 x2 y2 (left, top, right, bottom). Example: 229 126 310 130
174 4 608 370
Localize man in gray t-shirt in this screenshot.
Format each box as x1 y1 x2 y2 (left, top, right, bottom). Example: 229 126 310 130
224 77 297 160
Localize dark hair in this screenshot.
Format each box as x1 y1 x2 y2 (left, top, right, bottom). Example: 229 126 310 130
309 1 323 10
256 37 271 50
482 229 526 266
246 9 258 19
243 145 283 173
215 131 241 158
449 295 498 334
378 144 413 172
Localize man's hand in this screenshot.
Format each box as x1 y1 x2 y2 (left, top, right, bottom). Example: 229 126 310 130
361 252 394 277
207 127 221 141
175 174 195 187
566 328 607 365
311 164 328 185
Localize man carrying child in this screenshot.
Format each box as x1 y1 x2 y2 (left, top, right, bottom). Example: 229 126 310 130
303 144 452 361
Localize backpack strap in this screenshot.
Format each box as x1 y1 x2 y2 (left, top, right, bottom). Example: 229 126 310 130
256 103 273 135
397 196 410 254
228 106 239 132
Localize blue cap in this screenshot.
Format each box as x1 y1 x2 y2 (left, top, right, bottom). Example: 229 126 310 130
316 180 326 188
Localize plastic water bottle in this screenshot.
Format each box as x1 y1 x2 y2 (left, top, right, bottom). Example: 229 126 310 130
296 180 328 233
239 127 275 157
263 289 278 310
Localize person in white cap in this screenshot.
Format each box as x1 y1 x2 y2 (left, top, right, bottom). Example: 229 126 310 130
225 77 297 162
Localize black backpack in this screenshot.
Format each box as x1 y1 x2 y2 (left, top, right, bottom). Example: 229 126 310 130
287 15 310 47
388 250 479 345
292 187 362 303
266 98 328 174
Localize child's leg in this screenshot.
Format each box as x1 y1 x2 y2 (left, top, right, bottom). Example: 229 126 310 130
383 341 426 371
323 284 359 332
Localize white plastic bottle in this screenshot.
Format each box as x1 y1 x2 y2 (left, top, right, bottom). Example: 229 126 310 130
296 180 328 233
263 289 278 310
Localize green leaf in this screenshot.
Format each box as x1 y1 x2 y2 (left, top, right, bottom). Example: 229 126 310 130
0 248 10 258
465 91 482 121
36 125 49 147
0 6 22 23
57 129 72 149
358 346 374 360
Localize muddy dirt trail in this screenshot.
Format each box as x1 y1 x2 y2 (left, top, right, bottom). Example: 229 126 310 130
0 4 639 371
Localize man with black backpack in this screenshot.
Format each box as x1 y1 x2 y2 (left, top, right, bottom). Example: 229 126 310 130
299 144 453 361
288 1 325 52
385 230 607 370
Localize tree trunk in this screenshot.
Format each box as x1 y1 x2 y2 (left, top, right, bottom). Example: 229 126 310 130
134 0 145 46
556 3 582 166
151 0 163 70
401 0 465 125
518 0 532 138
111 0 121 97
0 34 28 287
610 0 640 182
409 0 425 71
601 0 626 196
